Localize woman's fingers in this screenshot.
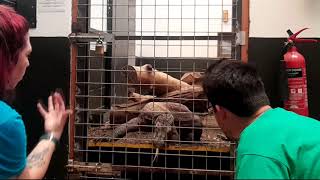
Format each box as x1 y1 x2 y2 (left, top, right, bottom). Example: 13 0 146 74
53 93 60 112
62 109 72 118
37 102 47 118
48 95 54 111
65 109 73 116
54 92 65 110
39 92 70 121
61 110 72 124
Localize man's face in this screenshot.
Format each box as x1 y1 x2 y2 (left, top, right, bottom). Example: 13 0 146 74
214 105 237 141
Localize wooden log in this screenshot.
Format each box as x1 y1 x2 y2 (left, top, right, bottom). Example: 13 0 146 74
121 64 191 96
161 86 207 112
128 91 155 103
180 72 203 86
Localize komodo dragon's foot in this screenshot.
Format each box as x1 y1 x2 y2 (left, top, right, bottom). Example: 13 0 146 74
153 113 174 148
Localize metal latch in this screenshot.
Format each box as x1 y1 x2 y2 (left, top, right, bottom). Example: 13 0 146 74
68 32 114 43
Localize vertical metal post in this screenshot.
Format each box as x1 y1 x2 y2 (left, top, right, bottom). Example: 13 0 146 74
69 0 79 160
241 0 249 62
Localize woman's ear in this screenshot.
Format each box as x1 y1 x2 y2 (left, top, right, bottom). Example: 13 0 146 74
7 59 15 71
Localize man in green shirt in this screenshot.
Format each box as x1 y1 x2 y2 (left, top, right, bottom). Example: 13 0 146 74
202 59 320 179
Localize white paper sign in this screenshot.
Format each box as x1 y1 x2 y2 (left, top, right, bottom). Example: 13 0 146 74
38 0 65 13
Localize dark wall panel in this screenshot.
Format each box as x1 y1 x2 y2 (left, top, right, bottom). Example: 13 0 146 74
0 0 37 28
14 37 70 178
248 38 320 119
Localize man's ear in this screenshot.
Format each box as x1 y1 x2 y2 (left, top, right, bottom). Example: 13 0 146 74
215 105 221 112
215 105 227 119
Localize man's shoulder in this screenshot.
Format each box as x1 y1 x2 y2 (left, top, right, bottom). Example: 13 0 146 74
237 109 290 158
238 107 320 169
240 107 319 141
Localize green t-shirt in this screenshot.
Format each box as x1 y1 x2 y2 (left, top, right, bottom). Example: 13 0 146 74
236 108 320 179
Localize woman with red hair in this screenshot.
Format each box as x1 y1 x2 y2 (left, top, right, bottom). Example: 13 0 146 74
0 5 71 178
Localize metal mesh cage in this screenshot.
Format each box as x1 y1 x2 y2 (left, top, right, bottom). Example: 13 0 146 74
68 0 241 179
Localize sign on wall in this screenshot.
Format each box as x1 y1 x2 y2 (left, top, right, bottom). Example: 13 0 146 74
38 0 65 13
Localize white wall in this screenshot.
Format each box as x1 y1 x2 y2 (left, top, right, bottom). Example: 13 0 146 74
250 0 320 38
29 0 72 37
134 0 233 58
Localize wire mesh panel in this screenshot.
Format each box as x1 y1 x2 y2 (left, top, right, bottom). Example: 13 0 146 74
68 0 240 179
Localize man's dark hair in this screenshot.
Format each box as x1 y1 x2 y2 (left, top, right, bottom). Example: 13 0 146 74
202 59 270 117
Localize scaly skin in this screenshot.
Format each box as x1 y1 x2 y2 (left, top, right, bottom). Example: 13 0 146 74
107 102 202 147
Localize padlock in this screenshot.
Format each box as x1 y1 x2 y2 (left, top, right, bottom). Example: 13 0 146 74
95 38 104 56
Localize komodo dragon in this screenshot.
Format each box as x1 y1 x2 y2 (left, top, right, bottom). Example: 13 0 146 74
109 102 202 147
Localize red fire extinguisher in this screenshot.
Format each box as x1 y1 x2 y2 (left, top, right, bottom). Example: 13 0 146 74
283 28 318 116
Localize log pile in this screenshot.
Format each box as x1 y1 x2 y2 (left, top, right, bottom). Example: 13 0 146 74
107 64 207 125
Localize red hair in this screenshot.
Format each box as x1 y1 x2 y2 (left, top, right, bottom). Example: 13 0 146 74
0 5 29 99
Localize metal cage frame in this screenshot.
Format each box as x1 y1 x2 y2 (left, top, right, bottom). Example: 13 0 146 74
67 0 249 179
